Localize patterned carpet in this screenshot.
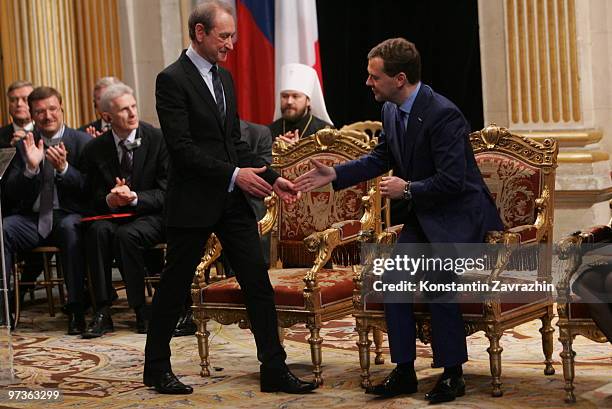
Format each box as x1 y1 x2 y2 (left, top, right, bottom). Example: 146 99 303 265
1 293 611 408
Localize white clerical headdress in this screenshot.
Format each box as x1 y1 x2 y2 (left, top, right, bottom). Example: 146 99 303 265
273 63 333 125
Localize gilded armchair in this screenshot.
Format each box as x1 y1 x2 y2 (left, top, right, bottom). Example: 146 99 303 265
353 124 559 397
191 128 382 384
556 207 612 403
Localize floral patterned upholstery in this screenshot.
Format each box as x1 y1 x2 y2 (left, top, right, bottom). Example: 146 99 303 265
476 153 541 233
278 154 367 266
202 268 354 307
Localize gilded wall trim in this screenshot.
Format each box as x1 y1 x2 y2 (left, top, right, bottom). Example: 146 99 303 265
0 0 121 127
505 0 581 127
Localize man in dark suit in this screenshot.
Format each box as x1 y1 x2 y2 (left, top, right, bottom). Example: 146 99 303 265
295 38 503 404
81 83 168 338
174 119 272 338
143 0 315 395
2 86 91 334
0 81 34 148
78 76 122 138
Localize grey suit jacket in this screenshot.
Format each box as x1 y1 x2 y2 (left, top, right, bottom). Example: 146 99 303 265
239 120 272 220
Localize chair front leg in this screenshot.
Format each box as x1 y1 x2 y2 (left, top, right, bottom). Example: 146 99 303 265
540 306 555 375
356 321 372 388
559 326 576 403
485 324 504 397
373 328 385 365
307 322 323 385
193 311 210 377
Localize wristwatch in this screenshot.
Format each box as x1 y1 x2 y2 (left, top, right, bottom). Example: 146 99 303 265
402 181 412 201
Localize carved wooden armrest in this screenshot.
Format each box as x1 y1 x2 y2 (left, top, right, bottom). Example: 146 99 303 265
302 188 376 282
257 193 279 236
191 234 223 299
532 186 551 242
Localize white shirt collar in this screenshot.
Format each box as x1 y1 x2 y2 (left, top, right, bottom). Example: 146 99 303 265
186 45 215 76
112 128 137 148
42 124 65 144
13 121 34 133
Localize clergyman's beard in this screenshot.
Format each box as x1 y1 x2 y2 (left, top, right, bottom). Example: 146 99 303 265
281 107 308 122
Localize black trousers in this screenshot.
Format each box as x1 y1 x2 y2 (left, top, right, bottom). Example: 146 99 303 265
86 214 164 309
144 190 286 375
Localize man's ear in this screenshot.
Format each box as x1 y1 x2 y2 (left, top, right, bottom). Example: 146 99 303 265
396 72 408 87
101 112 112 123
195 23 206 42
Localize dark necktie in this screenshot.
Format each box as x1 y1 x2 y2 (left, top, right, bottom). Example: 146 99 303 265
210 65 226 124
38 155 55 238
119 140 133 186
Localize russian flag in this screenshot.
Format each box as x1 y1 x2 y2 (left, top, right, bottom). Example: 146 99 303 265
221 0 322 125
222 0 275 125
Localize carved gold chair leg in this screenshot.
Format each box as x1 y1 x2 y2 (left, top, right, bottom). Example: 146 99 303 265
194 312 211 377
540 307 555 375
356 321 372 388
485 325 504 397
307 322 323 385
559 326 577 403
373 328 385 365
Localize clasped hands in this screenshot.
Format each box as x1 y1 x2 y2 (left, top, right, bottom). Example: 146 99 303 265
22 132 68 173
107 177 137 208
238 159 409 204
292 159 409 199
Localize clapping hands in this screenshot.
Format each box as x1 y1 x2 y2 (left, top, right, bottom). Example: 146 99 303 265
107 177 137 208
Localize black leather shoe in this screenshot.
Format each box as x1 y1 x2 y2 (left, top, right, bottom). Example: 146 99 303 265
143 371 193 394
260 366 317 394
173 310 196 337
365 367 418 397
135 307 148 334
82 310 114 339
67 312 86 335
424 374 465 404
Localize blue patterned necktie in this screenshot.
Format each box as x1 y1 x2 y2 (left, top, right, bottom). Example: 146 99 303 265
210 65 226 124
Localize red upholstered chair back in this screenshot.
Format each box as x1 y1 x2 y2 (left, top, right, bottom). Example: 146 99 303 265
272 129 377 267
470 124 557 234
476 153 541 230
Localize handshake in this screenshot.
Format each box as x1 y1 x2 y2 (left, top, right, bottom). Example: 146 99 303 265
236 159 337 204
238 158 411 203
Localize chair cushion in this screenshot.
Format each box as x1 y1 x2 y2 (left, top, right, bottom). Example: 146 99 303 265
476 152 541 230
200 267 354 308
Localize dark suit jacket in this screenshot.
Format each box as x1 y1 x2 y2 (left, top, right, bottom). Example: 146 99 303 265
334 84 502 243
4 126 92 215
78 118 103 133
0 124 15 148
240 120 272 220
82 121 168 216
156 50 279 228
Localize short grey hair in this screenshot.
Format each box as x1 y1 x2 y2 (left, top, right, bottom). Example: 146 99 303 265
7 80 33 96
94 76 121 92
99 83 134 113
188 0 234 40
